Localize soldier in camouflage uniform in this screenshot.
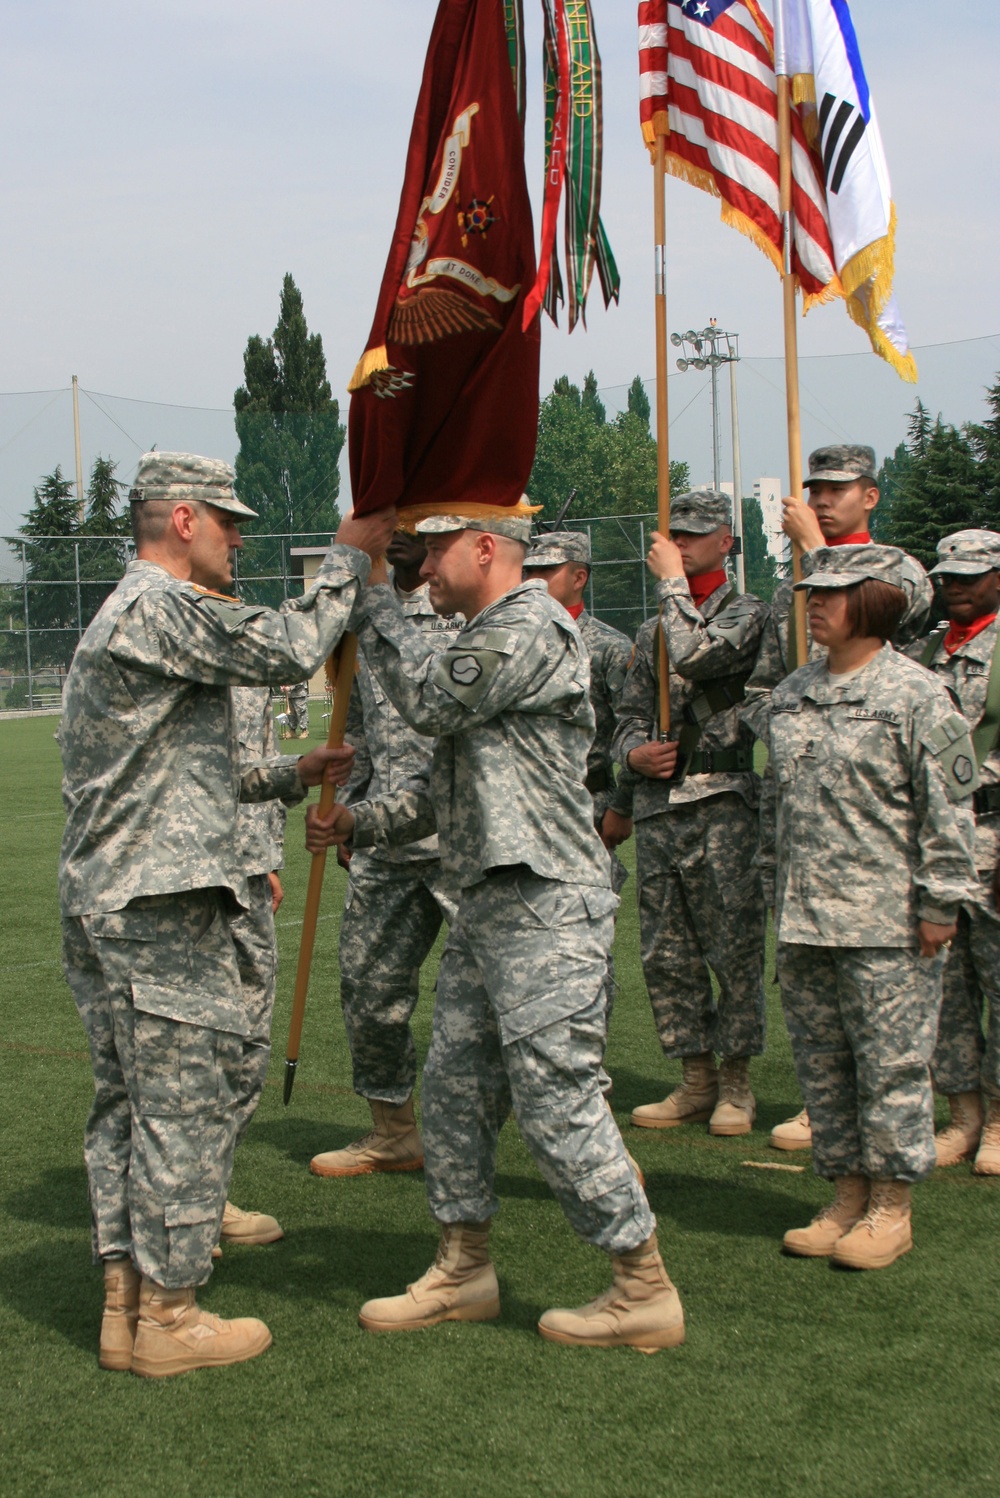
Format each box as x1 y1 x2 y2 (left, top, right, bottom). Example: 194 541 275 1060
760 545 978 1269
218 685 299 1250
306 513 685 1352
310 532 462 1179
742 444 934 1153
523 530 635 1088
906 530 1000 1174
58 452 393 1375
612 490 768 1136
282 680 311 738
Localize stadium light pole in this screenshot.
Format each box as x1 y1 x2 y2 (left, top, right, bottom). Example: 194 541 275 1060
670 321 746 591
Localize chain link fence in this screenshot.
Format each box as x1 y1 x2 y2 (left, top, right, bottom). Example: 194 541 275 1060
0 516 682 712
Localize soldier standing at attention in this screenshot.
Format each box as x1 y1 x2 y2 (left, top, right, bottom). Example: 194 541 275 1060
522 530 635 1087
612 490 768 1137
282 680 311 738
742 444 933 1153
907 530 1000 1174
761 546 977 1269
310 530 462 1179
58 452 393 1377
306 513 685 1352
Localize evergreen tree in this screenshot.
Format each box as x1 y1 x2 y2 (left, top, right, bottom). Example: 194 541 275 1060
627 375 651 428
889 418 983 572
966 374 1000 532
581 369 606 426
871 441 911 542
529 375 613 519
741 493 780 601
79 456 129 623
17 466 81 667
234 274 345 600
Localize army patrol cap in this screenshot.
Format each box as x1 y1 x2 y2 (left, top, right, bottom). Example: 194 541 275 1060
928 528 1000 577
794 543 905 592
525 530 591 567
128 452 258 519
668 488 732 535
415 513 533 544
803 444 878 486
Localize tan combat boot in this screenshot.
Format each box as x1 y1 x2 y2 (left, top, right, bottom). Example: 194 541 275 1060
709 1057 756 1136
131 1280 272 1378
630 1053 718 1129
220 1201 284 1245
782 1175 869 1258
538 1233 685 1352
770 1108 812 1151
99 1257 140 1372
359 1222 500 1332
934 1092 984 1167
310 1096 424 1178
830 1180 912 1270
973 1098 1000 1175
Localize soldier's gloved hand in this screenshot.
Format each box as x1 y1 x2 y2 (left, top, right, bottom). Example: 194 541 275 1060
335 506 398 560
626 740 680 779
781 496 825 551
600 808 633 851
918 919 957 958
305 802 355 853
297 744 355 788
647 531 685 581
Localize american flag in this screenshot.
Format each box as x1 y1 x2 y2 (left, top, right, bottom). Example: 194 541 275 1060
638 0 838 307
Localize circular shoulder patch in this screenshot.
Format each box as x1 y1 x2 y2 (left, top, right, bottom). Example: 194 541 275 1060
450 654 483 686
952 754 974 786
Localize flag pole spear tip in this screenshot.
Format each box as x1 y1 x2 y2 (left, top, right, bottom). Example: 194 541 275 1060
283 1058 298 1107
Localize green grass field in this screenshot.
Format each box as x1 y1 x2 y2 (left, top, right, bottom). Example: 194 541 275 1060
1 710 998 1498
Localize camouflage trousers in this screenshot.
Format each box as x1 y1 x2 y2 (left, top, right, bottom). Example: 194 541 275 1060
635 794 766 1061
229 873 278 1144
338 853 459 1104
423 868 655 1255
777 942 945 1183
62 888 246 1288
286 683 309 734
932 875 1000 1099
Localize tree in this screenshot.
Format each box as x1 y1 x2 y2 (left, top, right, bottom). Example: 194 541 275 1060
966 374 1000 532
888 417 983 572
234 274 346 600
627 375 651 427
529 374 613 520
79 456 129 622
741 493 780 601
871 441 910 543
17 466 81 668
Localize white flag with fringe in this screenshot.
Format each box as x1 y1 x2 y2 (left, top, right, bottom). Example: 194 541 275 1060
775 0 916 380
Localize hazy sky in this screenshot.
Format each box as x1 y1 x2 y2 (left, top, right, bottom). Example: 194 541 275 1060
1 0 998 536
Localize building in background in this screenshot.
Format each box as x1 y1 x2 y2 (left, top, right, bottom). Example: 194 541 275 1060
754 477 789 568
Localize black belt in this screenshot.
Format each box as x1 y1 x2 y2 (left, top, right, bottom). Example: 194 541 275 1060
685 746 755 776
973 785 1000 816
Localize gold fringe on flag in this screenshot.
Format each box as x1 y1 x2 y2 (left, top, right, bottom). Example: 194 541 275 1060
396 497 541 533
347 345 391 393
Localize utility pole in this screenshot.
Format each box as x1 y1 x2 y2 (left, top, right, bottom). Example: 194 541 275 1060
72 375 85 523
670 322 745 591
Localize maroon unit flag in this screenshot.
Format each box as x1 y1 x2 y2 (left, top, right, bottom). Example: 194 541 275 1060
348 0 540 523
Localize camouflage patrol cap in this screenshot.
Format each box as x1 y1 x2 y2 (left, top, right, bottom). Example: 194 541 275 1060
415 513 533 544
929 528 1000 577
803 444 877 485
794 543 905 592
668 488 732 535
128 452 258 519
525 530 591 568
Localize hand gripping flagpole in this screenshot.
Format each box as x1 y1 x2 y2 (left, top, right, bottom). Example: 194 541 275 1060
653 130 671 736
283 633 357 1105
774 2 808 669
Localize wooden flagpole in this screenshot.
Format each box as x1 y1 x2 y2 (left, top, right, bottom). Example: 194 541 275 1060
283 633 357 1104
653 132 671 735
775 28 808 668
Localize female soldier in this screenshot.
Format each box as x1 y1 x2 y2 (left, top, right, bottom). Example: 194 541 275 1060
759 546 978 1269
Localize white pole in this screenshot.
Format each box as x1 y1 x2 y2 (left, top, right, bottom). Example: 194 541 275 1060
72 375 85 522
729 355 745 592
